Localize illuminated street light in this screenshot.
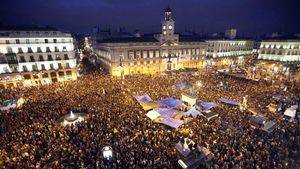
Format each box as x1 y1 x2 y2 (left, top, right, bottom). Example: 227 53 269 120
102 146 113 160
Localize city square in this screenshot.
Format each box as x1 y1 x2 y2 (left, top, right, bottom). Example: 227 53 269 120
0 0 300 168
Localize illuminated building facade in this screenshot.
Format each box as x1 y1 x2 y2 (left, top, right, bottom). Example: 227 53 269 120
93 7 207 77
206 40 254 58
0 30 78 88
258 39 300 62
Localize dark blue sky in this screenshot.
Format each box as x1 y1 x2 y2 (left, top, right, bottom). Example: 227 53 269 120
1 0 299 36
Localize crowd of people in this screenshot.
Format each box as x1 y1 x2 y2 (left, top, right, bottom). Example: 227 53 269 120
0 69 299 168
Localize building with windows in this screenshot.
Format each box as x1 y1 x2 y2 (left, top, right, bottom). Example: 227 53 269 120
258 39 300 62
255 36 300 83
206 39 254 58
0 29 78 88
93 7 207 77
205 39 254 67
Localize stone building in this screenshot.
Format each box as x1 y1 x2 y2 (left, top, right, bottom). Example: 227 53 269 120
93 7 207 77
0 28 78 88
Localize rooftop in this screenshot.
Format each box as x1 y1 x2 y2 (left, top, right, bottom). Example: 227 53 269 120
0 25 72 38
179 36 205 42
97 36 159 43
262 34 300 42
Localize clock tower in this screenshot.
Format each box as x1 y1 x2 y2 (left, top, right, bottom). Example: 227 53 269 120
155 7 179 45
162 7 175 37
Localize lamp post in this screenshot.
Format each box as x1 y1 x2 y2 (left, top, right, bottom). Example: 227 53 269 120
102 146 113 168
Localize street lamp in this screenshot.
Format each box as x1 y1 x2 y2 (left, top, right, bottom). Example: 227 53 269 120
102 146 113 160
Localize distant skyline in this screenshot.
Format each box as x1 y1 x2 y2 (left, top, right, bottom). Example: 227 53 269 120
1 0 299 36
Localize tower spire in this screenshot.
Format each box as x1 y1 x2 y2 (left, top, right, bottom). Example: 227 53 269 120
164 6 172 21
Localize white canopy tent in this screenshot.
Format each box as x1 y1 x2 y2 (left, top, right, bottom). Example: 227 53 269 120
146 110 161 121
181 94 197 107
283 105 297 121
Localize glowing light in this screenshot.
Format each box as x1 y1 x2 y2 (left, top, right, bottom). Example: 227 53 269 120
102 146 113 159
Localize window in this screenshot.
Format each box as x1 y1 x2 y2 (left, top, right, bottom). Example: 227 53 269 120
41 64 45 70
16 39 20 44
47 55 53 61
64 54 69 60
62 46 67 51
39 55 44 61
135 51 141 59
24 74 31 80
56 54 61 60
66 71 72 76
149 51 153 58
37 47 42 53
142 51 148 58
50 72 57 77
26 39 30 44
42 73 48 78
50 64 54 70
46 47 51 52
58 63 63 69
155 50 160 57
65 63 70 68
58 71 64 77
6 47 13 53
45 39 48 43
19 56 26 62
35 39 39 43
30 56 35 62
55 47 59 52
32 64 38 71
128 51 134 60
27 47 33 53
53 39 57 43
18 48 23 53
5 40 9 44
22 66 28 72
33 74 39 79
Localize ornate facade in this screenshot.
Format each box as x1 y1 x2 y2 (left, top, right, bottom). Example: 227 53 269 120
0 30 78 88
93 8 207 77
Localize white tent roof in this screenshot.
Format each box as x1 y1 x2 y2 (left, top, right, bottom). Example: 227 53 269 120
284 105 297 118
146 110 161 120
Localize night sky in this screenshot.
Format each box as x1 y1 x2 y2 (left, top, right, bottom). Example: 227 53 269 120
1 0 299 36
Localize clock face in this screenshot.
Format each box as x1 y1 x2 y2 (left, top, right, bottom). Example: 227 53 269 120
163 26 166 30
168 25 173 30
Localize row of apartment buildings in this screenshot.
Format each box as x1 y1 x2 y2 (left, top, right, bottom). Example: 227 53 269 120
0 8 299 88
